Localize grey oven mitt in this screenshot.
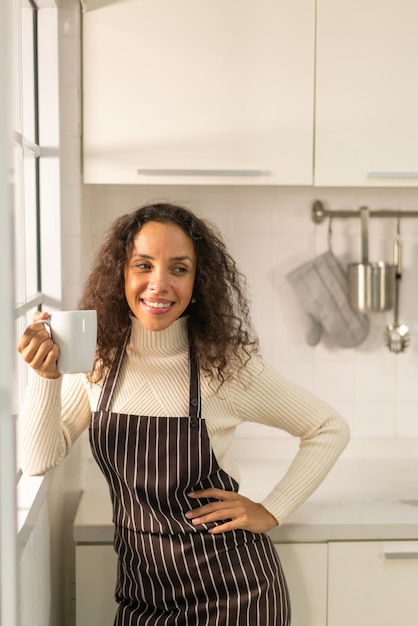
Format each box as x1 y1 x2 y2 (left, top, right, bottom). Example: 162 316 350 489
286 250 369 347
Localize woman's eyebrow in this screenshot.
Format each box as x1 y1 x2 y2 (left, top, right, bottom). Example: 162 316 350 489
170 255 194 262
130 253 193 262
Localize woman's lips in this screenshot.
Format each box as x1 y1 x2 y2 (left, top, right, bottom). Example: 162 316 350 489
142 299 174 313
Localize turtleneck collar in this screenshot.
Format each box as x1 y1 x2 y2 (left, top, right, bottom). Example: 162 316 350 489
128 316 189 357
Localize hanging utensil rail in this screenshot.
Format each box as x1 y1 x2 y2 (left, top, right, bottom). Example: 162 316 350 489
312 200 418 224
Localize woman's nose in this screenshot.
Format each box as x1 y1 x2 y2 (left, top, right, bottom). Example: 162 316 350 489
149 269 167 292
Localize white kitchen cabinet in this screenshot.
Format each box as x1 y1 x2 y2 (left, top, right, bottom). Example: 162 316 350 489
328 541 418 626
315 0 418 186
75 540 418 626
274 543 328 626
76 544 118 626
82 0 315 185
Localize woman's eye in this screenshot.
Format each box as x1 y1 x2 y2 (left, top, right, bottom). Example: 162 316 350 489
134 262 151 270
173 266 187 274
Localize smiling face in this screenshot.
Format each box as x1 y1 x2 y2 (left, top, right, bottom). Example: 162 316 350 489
124 220 197 331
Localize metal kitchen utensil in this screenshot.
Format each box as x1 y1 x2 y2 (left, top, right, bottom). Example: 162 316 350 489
348 206 395 312
384 217 409 353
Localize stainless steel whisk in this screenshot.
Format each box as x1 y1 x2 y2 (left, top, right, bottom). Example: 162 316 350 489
384 216 410 353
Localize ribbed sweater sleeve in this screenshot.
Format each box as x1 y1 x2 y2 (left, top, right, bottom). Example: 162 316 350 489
226 359 350 524
18 370 91 475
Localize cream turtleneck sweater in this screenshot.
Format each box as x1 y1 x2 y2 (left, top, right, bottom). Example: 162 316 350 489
18 317 349 525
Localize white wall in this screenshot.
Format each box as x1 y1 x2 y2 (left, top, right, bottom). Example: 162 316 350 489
81 184 418 449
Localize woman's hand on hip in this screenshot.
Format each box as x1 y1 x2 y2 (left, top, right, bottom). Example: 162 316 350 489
17 311 60 379
185 488 278 534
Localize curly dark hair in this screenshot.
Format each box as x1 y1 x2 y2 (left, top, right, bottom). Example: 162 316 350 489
79 202 259 383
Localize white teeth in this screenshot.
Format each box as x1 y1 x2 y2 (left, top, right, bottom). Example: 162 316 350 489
144 300 171 309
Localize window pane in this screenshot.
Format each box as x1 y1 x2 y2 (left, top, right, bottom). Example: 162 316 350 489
21 1 36 142
13 144 25 307
12 1 22 133
13 148 40 308
23 152 38 297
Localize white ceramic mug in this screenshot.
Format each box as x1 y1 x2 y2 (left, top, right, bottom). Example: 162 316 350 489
45 310 97 374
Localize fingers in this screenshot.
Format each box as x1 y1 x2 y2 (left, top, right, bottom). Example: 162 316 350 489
33 311 50 323
17 320 49 355
17 314 60 379
186 489 278 534
186 503 237 525
188 488 235 501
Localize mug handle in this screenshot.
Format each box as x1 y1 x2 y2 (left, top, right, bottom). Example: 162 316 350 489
35 316 53 338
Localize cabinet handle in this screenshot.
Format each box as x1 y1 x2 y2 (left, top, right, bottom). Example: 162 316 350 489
367 172 418 179
384 551 418 560
137 169 270 177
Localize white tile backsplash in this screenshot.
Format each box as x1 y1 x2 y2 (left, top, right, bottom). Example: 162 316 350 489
354 355 397 402
395 402 418 438
313 360 356 409
354 401 396 438
396 354 418 401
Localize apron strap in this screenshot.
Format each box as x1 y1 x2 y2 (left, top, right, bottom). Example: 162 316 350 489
188 350 201 420
97 331 130 412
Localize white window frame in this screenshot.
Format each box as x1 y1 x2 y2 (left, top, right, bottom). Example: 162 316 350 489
2 1 62 622
13 0 62 459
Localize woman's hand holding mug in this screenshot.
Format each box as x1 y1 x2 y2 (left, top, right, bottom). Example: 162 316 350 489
17 310 97 378
17 311 60 379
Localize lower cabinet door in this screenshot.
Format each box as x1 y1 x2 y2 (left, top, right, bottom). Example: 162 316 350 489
328 541 418 626
76 544 118 626
274 543 328 626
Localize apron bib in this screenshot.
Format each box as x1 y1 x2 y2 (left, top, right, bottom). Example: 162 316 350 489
90 335 290 625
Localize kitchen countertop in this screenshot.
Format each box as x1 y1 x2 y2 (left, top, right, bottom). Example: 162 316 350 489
74 454 418 544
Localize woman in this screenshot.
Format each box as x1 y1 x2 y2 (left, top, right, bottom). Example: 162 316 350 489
18 202 350 625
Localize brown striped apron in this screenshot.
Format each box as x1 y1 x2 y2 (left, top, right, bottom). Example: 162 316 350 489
89 335 291 625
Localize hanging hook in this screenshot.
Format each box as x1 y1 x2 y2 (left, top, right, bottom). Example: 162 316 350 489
327 215 334 252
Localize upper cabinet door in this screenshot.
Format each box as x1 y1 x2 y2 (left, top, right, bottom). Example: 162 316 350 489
82 0 315 185
315 0 418 187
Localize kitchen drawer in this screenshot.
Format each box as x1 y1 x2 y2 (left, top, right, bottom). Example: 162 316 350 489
328 540 418 626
